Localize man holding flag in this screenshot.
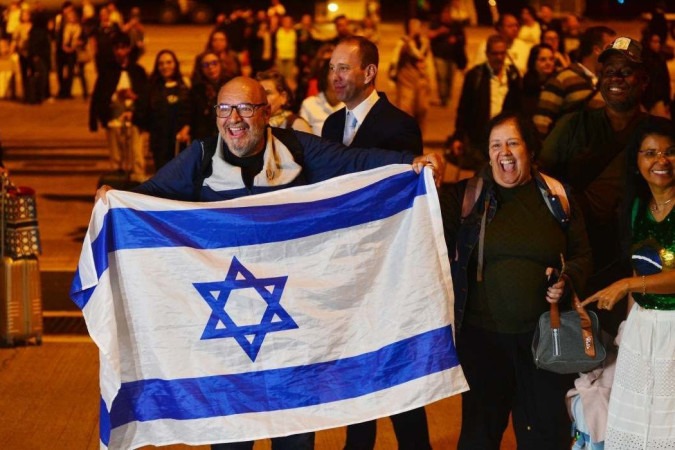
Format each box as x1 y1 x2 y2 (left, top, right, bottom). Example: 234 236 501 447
85 76 457 450
96 76 442 203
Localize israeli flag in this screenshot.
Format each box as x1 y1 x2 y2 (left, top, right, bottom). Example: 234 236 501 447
71 165 467 449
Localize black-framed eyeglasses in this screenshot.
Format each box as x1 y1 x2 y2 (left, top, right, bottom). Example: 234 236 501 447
214 103 267 118
638 148 675 160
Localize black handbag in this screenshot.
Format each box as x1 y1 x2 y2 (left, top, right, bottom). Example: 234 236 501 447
532 294 606 374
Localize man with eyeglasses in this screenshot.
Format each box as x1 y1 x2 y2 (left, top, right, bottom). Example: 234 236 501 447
538 37 652 334
97 76 441 202
95 76 442 449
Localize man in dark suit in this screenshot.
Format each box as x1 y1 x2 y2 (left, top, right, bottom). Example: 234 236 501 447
322 36 423 156
321 35 429 450
447 34 522 170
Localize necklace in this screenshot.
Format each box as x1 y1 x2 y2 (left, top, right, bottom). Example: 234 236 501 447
650 197 675 213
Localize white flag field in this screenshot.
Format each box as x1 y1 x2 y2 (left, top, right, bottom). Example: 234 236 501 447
70 164 468 448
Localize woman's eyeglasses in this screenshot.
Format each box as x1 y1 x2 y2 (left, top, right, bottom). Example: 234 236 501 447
638 148 675 160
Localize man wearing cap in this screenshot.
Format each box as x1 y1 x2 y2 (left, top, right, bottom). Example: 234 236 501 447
532 25 616 138
538 36 651 332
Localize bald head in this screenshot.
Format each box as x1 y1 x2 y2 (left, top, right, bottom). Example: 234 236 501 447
216 77 271 158
219 76 268 105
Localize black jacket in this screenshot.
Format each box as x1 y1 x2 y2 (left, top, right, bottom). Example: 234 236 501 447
321 93 423 155
89 61 148 131
454 63 522 148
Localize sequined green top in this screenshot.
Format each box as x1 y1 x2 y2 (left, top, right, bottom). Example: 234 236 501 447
631 201 675 310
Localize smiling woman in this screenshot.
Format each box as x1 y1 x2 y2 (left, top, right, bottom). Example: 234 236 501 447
438 111 593 450
487 117 534 188
582 117 675 450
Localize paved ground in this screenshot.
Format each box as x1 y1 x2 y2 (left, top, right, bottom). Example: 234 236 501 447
0 17 657 449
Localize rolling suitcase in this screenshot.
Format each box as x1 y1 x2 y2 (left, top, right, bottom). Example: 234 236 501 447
0 256 42 346
0 175 43 346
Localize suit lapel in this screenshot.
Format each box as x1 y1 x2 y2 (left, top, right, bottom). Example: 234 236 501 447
351 96 385 146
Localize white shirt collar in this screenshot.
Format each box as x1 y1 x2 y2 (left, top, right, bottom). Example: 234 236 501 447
346 89 380 126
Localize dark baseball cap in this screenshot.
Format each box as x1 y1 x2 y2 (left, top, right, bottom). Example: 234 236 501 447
599 37 643 64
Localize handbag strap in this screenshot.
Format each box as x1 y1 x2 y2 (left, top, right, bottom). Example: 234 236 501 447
573 293 597 358
548 273 597 358
549 302 560 329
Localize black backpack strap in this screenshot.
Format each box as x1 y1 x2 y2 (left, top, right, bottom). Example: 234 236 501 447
271 126 304 167
194 135 218 200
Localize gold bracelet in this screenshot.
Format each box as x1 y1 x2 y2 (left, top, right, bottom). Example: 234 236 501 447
641 275 646 296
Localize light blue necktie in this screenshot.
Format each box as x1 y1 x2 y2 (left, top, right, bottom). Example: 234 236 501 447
343 113 358 146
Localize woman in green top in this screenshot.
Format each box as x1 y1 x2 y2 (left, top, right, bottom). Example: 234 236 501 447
583 118 675 448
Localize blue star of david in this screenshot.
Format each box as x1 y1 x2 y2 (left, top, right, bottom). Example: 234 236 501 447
193 256 299 361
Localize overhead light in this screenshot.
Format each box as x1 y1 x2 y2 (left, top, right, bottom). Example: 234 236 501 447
328 3 339 12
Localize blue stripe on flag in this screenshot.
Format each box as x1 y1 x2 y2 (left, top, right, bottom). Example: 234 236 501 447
100 397 111 447
105 169 423 252
108 325 457 428
71 170 425 309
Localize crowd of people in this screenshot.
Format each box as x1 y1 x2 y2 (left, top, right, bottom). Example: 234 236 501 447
2 0 674 449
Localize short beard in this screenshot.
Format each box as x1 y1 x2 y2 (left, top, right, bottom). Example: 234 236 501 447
222 126 267 157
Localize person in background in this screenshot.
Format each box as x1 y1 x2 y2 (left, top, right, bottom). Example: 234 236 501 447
256 69 312 132
54 1 75 99
302 42 334 98
267 0 285 18
89 32 148 183
538 37 651 336
518 5 541 47
203 29 241 83
448 34 522 171
274 15 297 90
189 51 227 141
293 13 320 109
390 18 431 134
537 3 564 47
581 117 675 449
439 111 592 450
522 43 556 119
299 57 343 136
56 5 81 99
357 15 379 44
26 10 50 104
474 13 530 77
249 10 273 76
541 28 570 71
330 14 352 45
137 49 191 172
427 5 467 108
10 7 32 102
562 14 583 57
533 26 615 138
640 31 671 119
90 6 121 74
122 7 144 63
105 0 123 27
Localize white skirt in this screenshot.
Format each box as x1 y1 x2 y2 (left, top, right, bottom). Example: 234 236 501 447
605 304 675 450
